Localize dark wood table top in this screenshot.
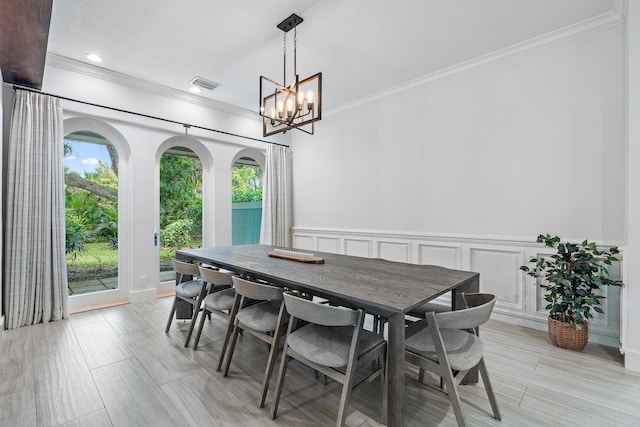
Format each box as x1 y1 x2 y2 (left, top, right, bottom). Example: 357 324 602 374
177 244 478 317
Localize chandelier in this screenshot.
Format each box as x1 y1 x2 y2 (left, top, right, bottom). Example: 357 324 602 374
259 13 322 137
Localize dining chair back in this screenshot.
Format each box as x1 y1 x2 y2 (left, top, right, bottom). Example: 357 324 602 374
270 291 387 427
191 266 234 350
404 293 501 427
221 276 287 408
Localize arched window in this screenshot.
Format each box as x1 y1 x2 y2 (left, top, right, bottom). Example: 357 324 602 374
232 157 262 245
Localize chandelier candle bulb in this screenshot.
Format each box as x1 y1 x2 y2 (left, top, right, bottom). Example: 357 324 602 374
286 99 294 117
277 101 284 118
297 91 305 110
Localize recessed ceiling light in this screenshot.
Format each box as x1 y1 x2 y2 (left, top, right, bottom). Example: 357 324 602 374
190 86 202 93
85 53 103 63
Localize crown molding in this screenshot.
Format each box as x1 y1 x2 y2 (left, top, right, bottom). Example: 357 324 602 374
327 3 627 116
45 53 260 121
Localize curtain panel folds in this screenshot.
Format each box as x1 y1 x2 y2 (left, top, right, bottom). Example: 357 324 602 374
4 90 69 329
260 144 292 247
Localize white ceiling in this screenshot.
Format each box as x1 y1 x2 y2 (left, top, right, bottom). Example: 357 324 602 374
47 0 617 113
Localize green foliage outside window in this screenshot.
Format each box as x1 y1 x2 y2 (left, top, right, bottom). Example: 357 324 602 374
160 219 194 250
159 154 202 233
232 164 262 202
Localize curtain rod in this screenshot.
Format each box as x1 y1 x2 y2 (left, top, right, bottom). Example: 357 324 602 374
12 85 289 148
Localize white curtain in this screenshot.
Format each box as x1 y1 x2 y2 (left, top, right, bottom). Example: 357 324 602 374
260 144 292 247
4 90 69 329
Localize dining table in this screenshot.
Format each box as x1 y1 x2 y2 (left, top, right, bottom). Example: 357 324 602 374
176 244 479 426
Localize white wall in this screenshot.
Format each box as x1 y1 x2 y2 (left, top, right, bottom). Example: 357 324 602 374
290 24 627 346
623 1 640 371
292 25 625 243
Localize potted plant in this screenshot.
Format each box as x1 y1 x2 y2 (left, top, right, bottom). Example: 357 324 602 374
520 234 623 351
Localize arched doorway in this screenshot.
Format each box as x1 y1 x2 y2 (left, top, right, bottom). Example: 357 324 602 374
63 118 131 312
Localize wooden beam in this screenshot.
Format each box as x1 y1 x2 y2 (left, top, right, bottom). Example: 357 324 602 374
0 0 53 89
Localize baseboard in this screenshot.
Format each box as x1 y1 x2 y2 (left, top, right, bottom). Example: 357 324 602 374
491 312 620 348
624 349 640 372
129 287 157 303
0 315 4 329
157 280 175 295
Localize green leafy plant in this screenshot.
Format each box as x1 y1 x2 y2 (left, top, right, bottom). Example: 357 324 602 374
520 234 623 327
65 213 88 260
160 219 194 250
92 206 118 248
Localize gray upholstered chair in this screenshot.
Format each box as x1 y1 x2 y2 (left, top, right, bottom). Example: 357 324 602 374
165 259 207 347
404 293 501 427
221 276 288 408
270 291 387 427
191 266 234 351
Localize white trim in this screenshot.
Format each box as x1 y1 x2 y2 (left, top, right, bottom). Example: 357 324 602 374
327 4 626 116
624 349 640 372
129 288 157 303
490 312 620 348
291 227 625 249
157 281 176 296
46 53 260 121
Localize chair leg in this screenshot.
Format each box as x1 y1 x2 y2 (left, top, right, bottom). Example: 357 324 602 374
165 297 178 333
478 358 502 421
259 305 288 408
336 355 360 427
184 304 200 347
259 331 282 408
380 350 388 426
440 367 467 427
269 349 291 420
217 298 241 372
184 287 207 347
222 323 241 376
192 308 209 351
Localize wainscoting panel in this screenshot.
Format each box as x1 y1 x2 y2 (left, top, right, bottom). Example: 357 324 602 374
292 234 313 250
292 227 623 348
343 238 372 258
376 239 410 263
316 236 340 254
469 247 524 311
415 242 461 269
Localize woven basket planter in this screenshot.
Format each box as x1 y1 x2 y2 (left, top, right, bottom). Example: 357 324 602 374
548 316 588 351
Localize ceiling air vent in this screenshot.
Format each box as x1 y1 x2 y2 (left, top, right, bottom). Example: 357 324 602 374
190 76 220 91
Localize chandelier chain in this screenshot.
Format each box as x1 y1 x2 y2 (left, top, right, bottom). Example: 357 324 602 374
283 32 287 86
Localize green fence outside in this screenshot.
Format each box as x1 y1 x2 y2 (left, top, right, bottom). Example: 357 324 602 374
232 201 262 245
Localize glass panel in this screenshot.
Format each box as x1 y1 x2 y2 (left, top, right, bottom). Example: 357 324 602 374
64 131 119 296
232 158 262 245
159 147 203 282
